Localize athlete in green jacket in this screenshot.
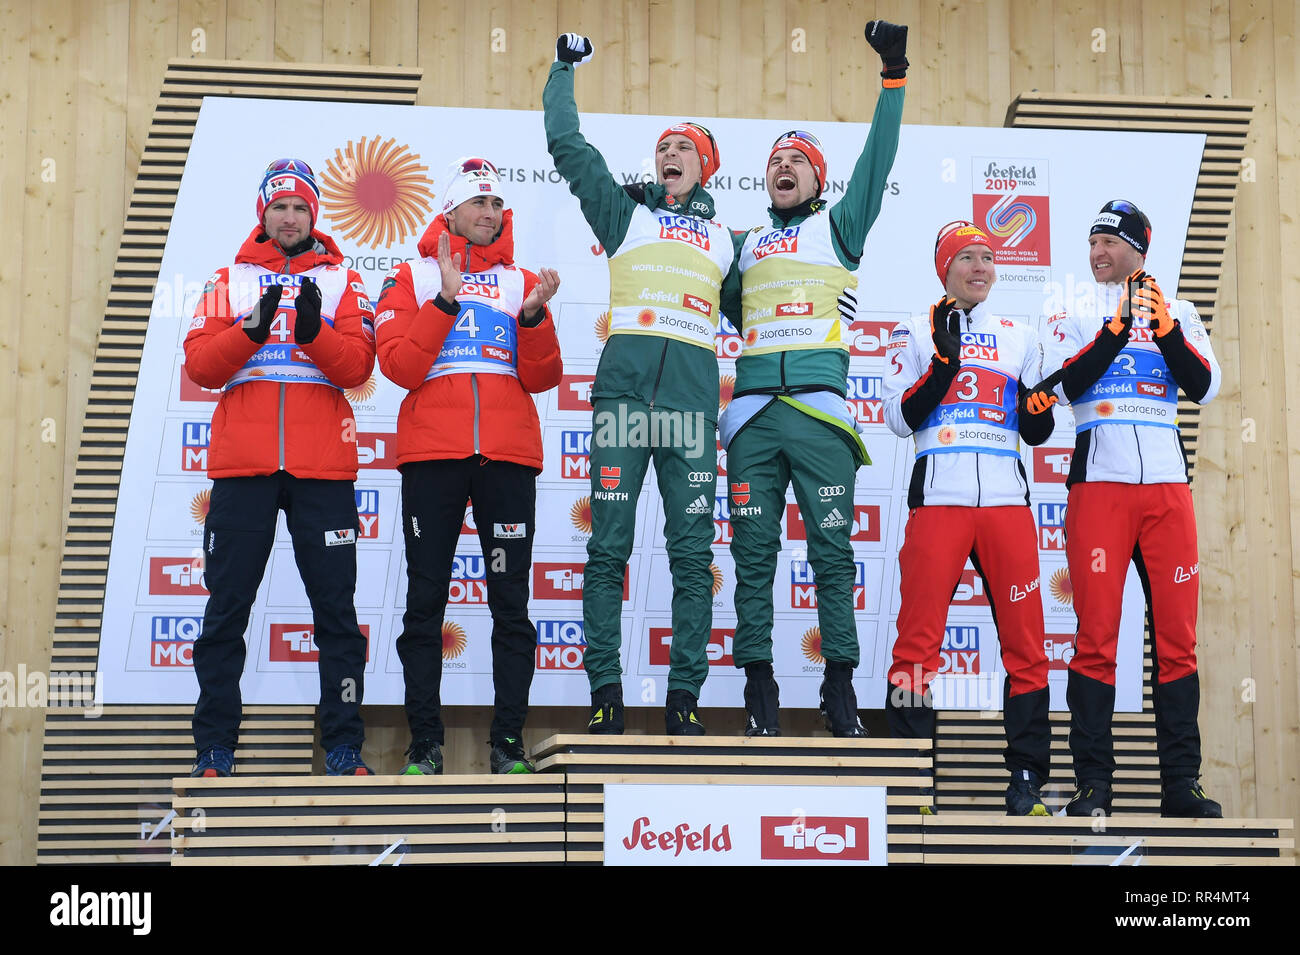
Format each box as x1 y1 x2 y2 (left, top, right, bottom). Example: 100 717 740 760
719 20 908 737
545 34 738 735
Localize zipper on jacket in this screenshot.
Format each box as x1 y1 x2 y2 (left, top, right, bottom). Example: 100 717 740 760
471 373 481 454
647 340 669 410
278 383 287 470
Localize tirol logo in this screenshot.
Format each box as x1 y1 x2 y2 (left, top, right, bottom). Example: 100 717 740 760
848 319 897 357
753 226 799 259
846 375 883 425
1049 567 1073 606
801 626 824 664
449 554 488 604
179 365 221 402
760 817 870 860
657 214 711 249
442 621 468 659
791 561 868 610
151 615 201 667
973 157 1051 267
785 503 881 543
534 563 629 600
1137 381 1168 398
650 628 735 666
1033 447 1072 484
682 292 712 316
190 489 211 526
356 432 398 470
621 816 732 856
269 623 371 662
940 626 979 674
148 557 209 596
181 421 210 472
536 620 586 670
562 430 592 479
776 301 813 317
345 375 378 404
1037 501 1066 550
558 374 595 410
355 488 380 539
570 496 593 534
319 136 436 249
600 465 621 490
951 567 990 606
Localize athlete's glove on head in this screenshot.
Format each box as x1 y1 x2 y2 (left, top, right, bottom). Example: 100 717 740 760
243 283 282 345
293 276 322 345
556 33 594 66
865 20 908 80
929 296 962 366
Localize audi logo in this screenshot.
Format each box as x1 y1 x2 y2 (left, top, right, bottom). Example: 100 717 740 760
687 472 716 483
817 485 846 497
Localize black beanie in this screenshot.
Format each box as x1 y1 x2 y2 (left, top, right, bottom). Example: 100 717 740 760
1089 199 1151 255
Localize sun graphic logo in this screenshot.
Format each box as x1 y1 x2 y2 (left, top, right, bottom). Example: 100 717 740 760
190 489 211 524
745 327 758 346
319 137 435 249
441 621 468 659
1096 400 1114 417
345 375 377 404
709 563 724 596
593 311 611 342
570 495 593 534
937 425 956 445
801 626 824 664
1049 567 1073 605
636 308 656 328
719 374 735 412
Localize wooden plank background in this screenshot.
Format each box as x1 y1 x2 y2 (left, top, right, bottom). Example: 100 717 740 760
1 0 1295 864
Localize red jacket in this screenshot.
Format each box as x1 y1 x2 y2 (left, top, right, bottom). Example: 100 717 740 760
376 211 563 470
183 226 376 480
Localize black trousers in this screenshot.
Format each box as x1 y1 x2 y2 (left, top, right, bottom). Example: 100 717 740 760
397 456 538 744
192 474 367 753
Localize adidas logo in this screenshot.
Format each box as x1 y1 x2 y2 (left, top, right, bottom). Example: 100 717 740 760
820 507 849 529
685 494 711 514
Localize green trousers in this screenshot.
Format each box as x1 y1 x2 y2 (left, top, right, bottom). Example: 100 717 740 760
583 397 717 697
728 399 860 668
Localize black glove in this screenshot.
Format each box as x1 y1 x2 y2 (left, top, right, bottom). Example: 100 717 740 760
929 296 961 366
865 20 908 80
293 276 322 345
243 283 282 345
556 33 594 66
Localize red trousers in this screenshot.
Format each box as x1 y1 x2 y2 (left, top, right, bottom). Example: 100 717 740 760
1065 482 1200 686
890 506 1048 698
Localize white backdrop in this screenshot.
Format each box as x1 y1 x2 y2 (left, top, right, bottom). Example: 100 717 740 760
99 97 1205 714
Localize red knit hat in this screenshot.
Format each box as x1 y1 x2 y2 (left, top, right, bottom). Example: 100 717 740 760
255 158 320 228
934 220 993 285
769 130 827 196
658 122 720 187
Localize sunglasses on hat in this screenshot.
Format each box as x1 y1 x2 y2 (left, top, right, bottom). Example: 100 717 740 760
456 157 501 177
264 158 315 177
772 129 823 151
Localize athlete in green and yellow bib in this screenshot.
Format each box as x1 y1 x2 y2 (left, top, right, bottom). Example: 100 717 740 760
719 20 908 737
545 34 738 735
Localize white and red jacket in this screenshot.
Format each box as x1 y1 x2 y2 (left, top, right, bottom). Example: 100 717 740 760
1042 282 1220 485
184 226 376 480
883 302 1050 507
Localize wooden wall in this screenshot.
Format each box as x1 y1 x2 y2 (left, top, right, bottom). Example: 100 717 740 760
2 0 1295 864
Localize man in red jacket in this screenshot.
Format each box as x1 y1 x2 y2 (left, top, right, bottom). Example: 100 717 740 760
376 158 562 775
184 159 377 777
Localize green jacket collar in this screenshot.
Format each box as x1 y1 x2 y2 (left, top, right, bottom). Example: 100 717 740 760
641 181 716 219
767 197 826 228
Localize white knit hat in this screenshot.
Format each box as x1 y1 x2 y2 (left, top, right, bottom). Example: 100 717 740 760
440 157 508 214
